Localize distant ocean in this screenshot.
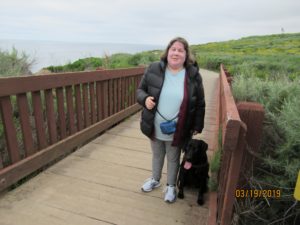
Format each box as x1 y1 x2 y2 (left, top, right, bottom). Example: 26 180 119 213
0 39 163 73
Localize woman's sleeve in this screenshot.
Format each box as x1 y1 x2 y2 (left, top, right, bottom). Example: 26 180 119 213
194 72 206 133
136 66 150 108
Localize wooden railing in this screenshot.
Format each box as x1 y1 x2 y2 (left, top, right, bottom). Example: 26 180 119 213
216 64 247 225
0 67 144 192
215 65 264 225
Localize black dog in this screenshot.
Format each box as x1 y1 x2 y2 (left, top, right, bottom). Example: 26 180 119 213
177 139 209 205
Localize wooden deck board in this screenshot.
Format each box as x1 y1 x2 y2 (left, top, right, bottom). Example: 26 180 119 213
0 129 209 225
0 116 209 225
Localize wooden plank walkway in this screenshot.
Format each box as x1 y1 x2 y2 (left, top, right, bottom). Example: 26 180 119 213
0 69 219 225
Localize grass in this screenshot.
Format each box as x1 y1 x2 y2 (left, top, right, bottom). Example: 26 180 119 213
208 127 222 191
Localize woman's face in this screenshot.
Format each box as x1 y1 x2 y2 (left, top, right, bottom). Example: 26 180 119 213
167 41 186 69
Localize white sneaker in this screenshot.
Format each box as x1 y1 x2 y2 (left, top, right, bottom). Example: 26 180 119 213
141 178 161 192
164 185 176 203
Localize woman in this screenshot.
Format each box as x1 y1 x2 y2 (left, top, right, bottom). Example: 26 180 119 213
136 37 205 203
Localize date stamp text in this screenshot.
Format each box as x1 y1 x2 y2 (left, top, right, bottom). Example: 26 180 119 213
235 189 281 198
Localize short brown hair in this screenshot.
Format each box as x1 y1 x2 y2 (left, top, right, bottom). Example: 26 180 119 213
160 37 195 67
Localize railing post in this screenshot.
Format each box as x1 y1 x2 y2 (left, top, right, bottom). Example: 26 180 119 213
237 102 264 183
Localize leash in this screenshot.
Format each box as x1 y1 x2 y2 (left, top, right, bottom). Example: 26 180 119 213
157 109 178 122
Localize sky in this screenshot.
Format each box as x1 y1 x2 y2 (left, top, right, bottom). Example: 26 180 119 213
0 0 299 46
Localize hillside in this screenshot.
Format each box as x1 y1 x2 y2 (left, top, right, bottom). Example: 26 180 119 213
192 33 300 55
191 32 300 79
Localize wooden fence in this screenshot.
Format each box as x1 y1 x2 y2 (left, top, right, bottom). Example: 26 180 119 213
0 67 144 192
216 64 247 225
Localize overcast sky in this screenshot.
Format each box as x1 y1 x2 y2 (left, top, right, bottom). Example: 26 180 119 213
0 0 299 45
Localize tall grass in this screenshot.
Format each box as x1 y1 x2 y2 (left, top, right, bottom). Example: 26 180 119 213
208 127 223 191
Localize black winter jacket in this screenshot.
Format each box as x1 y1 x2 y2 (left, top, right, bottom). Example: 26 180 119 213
136 61 205 147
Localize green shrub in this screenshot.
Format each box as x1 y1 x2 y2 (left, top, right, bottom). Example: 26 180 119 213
128 51 160 66
45 50 162 72
109 53 132 69
0 47 34 77
46 57 102 72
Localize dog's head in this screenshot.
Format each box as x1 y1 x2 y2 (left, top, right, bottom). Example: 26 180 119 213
183 139 208 169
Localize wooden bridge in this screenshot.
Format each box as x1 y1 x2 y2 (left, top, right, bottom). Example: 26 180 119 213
0 66 263 225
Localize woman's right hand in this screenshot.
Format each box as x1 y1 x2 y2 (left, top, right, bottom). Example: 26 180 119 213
145 96 156 110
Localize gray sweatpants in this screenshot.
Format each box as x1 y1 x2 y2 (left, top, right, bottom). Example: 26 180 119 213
150 138 181 186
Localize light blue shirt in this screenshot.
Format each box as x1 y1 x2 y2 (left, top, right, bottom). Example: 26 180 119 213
154 68 185 141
